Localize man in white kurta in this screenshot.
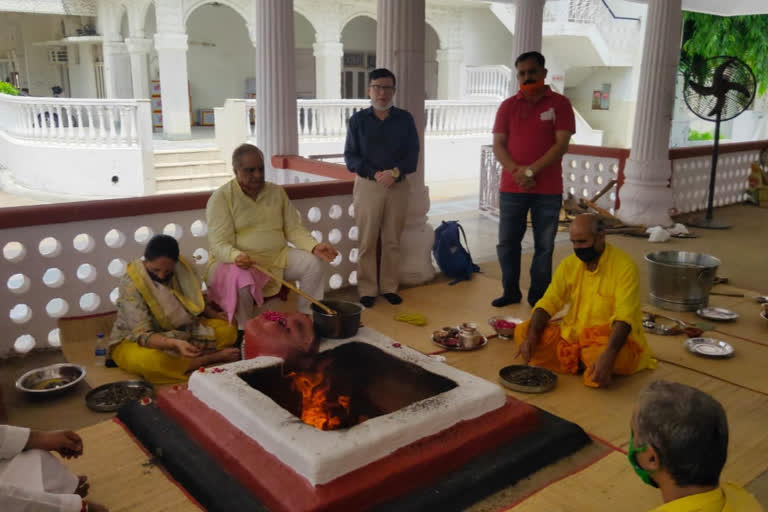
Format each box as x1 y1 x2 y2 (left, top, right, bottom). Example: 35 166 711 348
1 424 107 511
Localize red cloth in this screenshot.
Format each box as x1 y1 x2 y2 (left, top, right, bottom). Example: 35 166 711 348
492 86 576 195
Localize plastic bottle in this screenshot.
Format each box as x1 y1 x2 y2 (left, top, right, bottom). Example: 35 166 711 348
94 333 107 366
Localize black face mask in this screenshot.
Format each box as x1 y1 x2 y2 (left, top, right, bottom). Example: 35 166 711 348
574 245 600 263
147 269 172 284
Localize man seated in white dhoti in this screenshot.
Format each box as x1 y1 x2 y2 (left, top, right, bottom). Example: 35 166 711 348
1 424 108 511
205 143 338 326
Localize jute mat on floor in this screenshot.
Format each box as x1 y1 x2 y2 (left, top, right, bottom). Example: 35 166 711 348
62 419 202 512
361 272 768 489
507 451 661 512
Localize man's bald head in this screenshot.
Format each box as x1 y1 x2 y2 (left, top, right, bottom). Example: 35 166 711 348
570 213 603 239
569 213 606 264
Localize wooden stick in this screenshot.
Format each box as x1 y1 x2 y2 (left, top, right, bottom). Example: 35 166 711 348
583 200 622 222
589 179 617 204
249 261 337 316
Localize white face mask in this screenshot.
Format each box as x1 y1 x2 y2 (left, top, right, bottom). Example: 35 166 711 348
371 100 394 111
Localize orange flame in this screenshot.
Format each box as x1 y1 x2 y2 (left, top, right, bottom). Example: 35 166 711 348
288 369 351 431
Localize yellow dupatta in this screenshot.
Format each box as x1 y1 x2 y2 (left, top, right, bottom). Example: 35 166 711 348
126 256 205 332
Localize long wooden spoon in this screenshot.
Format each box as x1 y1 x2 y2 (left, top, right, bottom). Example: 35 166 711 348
248 261 337 316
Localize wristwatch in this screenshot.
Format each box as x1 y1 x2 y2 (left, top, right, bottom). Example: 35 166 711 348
524 168 535 178
391 167 401 179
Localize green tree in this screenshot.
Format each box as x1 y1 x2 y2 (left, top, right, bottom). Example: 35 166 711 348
681 12 768 95
0 81 19 95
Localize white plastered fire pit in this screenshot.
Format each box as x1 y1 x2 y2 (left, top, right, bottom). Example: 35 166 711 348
188 327 506 486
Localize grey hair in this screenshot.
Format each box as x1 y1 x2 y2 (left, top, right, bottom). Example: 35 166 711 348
231 143 264 170
634 380 728 487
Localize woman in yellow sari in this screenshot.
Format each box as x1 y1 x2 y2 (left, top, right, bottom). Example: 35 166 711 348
110 234 239 384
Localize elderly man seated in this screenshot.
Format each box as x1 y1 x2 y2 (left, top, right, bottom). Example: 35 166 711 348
205 143 337 325
1 425 108 511
630 380 764 511
110 235 240 384
513 213 654 387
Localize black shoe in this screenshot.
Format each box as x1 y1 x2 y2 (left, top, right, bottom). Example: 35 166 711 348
491 295 522 307
382 293 403 305
360 296 376 308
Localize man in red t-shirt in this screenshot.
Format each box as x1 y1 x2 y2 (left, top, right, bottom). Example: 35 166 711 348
491 51 575 308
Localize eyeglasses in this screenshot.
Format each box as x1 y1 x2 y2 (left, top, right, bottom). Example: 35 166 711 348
369 85 395 92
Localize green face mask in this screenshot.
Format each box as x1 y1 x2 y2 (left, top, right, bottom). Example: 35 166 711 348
628 430 659 488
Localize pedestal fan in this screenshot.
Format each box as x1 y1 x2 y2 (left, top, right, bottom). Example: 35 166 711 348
683 56 756 229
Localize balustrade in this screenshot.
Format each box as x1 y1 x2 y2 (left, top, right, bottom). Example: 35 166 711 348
0 93 149 147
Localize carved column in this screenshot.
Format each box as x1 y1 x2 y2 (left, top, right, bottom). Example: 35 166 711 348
512 0 545 89
313 41 343 99
617 0 682 226
377 0 434 285
125 38 152 99
436 48 463 99
154 32 191 139
254 0 299 182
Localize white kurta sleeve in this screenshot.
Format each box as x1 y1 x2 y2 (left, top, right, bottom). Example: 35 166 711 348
0 425 30 460
0 484 82 512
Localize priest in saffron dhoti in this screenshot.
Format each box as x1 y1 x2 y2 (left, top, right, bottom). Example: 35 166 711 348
110 235 240 384
513 214 655 387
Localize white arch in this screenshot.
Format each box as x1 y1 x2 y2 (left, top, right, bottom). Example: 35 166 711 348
182 0 251 27
340 11 377 34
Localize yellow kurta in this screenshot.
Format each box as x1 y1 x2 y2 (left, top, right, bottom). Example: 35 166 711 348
205 180 318 297
533 243 654 371
650 483 764 512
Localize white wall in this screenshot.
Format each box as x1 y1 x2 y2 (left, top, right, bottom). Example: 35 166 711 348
186 4 254 115
19 14 68 96
564 66 635 147
462 7 514 67
294 13 316 98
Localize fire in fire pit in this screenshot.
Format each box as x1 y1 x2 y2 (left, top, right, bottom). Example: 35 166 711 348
239 342 458 431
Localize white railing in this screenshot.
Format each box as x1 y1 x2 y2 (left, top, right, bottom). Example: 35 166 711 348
0 184 357 358
670 149 758 214
0 93 150 147
0 93 154 197
479 144 622 218
462 65 512 99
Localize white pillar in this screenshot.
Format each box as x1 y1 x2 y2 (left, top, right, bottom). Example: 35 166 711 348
313 41 343 99
254 0 299 182
377 0 434 285
512 0 545 89
616 0 681 227
101 39 121 98
125 38 152 99
69 43 98 98
436 48 463 99
154 32 191 139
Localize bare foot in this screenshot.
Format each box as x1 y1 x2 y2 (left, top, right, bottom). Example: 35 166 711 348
88 502 109 512
75 475 89 498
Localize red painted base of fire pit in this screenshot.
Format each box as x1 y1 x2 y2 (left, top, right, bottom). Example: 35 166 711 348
157 387 540 512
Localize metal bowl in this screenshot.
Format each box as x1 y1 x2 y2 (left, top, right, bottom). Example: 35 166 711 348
85 380 155 412
15 363 87 395
312 300 362 339
498 365 557 393
488 316 521 339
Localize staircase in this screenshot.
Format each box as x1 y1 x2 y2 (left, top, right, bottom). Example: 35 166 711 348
153 148 232 194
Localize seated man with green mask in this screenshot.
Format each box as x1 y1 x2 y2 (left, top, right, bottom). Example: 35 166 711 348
630 380 764 512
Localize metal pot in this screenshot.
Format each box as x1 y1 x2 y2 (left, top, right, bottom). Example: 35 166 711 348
312 300 363 339
645 251 721 312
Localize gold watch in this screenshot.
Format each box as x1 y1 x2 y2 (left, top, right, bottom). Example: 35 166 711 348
391 167 401 179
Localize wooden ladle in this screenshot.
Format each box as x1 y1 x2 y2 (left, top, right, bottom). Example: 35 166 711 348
248 261 338 316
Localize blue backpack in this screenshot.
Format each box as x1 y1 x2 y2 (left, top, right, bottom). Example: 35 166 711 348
433 221 480 285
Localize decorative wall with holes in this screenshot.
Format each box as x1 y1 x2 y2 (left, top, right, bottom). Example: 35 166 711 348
1 194 357 357
479 145 621 218
670 150 756 214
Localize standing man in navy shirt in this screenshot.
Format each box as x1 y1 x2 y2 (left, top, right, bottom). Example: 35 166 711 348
344 68 420 308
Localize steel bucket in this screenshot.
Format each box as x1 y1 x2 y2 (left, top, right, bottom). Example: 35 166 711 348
645 251 720 311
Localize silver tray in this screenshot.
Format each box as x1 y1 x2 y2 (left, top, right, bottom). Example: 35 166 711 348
684 338 734 359
696 307 738 321
431 335 488 351
85 380 155 412
498 365 557 393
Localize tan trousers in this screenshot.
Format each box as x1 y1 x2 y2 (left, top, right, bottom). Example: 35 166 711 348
353 175 409 297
